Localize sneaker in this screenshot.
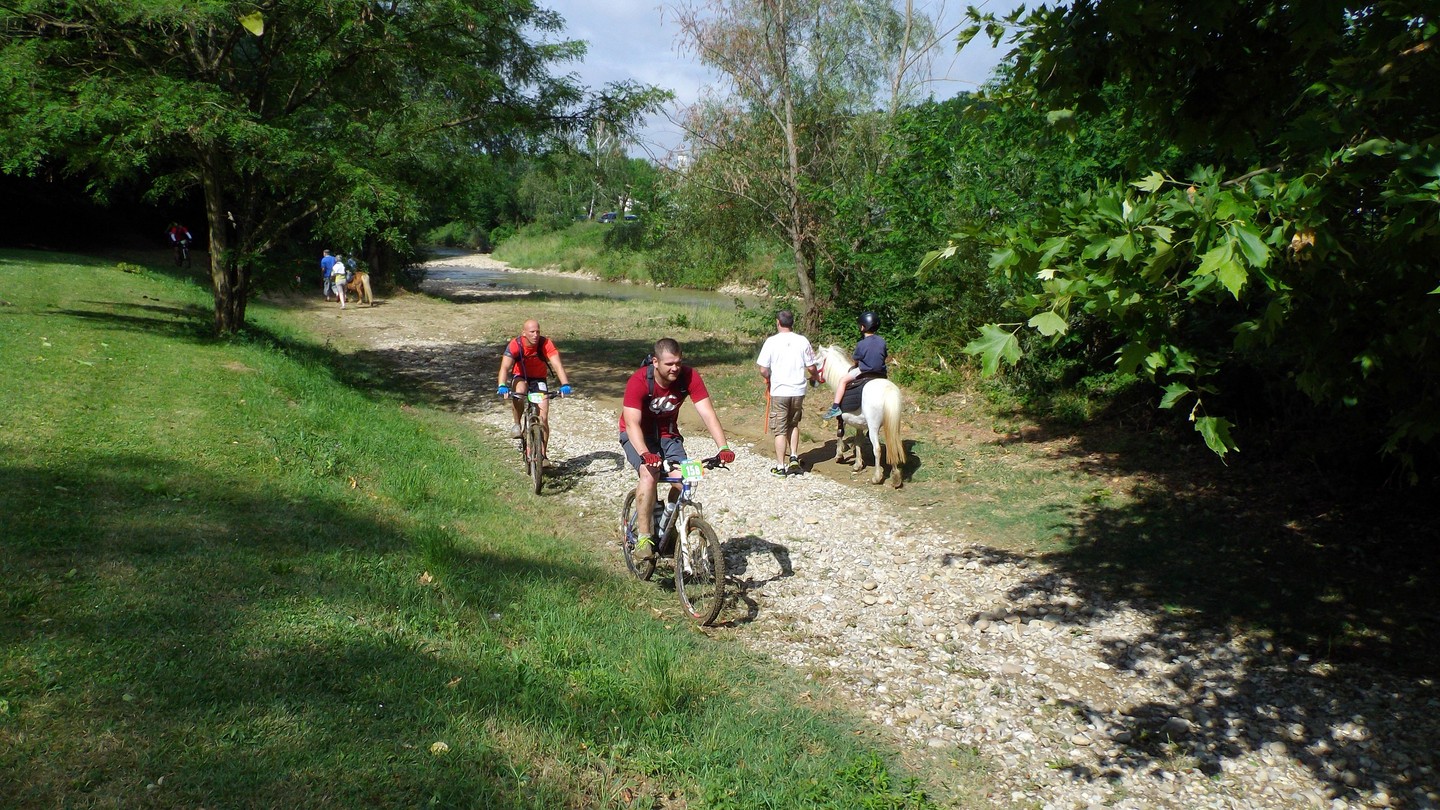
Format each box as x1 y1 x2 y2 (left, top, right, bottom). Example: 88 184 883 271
510 424 522 439
821 404 842 420
770 466 788 477
633 535 656 561
787 458 802 475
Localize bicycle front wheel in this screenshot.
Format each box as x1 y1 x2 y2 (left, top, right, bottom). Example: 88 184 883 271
525 420 544 494
619 490 656 581
675 513 725 626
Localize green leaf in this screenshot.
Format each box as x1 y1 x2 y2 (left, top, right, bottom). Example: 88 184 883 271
964 324 1022 377
1196 244 1231 276
987 246 1018 270
1131 171 1165 193
1233 224 1270 269
1115 342 1148 375
1429 283 1440 295
239 12 264 36
918 243 957 275
1214 257 1248 299
1027 310 1068 337
1159 382 1192 409
1194 416 1238 458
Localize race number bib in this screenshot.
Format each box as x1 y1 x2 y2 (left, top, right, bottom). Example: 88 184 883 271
527 391 545 404
680 459 704 482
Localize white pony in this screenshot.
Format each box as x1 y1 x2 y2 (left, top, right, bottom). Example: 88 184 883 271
816 345 907 488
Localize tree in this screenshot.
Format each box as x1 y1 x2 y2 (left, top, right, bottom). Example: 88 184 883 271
670 0 939 329
951 1 1440 468
0 1 659 334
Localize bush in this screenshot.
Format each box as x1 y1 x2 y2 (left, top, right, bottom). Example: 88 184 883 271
487 223 517 249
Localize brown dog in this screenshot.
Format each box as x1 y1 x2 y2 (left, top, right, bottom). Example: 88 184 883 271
343 271 373 306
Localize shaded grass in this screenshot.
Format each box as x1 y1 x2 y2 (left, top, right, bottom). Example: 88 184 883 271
0 250 939 808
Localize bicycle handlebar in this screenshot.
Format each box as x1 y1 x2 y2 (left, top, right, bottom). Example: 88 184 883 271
658 455 726 480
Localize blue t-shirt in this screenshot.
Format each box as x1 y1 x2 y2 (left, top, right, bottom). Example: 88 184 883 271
854 334 887 375
320 255 336 278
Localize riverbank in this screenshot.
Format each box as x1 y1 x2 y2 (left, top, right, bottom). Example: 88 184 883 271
293 254 1440 810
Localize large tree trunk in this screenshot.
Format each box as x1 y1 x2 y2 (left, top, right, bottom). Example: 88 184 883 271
201 153 248 334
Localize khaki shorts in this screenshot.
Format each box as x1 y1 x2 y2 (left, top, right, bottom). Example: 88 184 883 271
768 395 804 436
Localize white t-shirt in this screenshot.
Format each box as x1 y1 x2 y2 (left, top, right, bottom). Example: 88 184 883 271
756 331 817 397
331 260 346 278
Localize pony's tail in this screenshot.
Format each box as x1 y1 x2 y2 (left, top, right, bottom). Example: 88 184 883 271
883 386 906 467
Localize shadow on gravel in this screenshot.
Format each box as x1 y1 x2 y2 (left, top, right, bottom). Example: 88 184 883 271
539 450 627 495
954 423 1440 806
717 535 795 628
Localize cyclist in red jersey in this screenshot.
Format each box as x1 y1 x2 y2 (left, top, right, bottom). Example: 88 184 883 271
496 319 572 456
620 337 735 560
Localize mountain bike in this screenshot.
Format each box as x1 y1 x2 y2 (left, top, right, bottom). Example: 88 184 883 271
510 389 558 494
173 240 191 268
618 456 726 625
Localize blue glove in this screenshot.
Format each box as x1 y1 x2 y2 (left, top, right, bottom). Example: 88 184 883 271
497 385 510 397
559 384 572 396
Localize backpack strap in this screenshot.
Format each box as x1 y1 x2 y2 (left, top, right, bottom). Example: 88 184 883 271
645 362 688 399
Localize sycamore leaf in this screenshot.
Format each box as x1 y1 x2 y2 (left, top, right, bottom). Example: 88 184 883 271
918 243 957 274
1131 171 1165 193
1115 342 1149 375
1233 224 1270 268
1159 382 1191 409
1214 257 1248 299
1196 244 1231 276
1194 416 1238 458
239 12 264 36
1028 310 1068 337
964 324 1022 377
987 246 1018 270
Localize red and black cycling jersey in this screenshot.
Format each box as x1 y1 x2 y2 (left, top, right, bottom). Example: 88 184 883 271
618 364 709 439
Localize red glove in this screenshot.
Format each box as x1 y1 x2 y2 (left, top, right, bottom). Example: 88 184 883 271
640 452 662 467
717 447 736 464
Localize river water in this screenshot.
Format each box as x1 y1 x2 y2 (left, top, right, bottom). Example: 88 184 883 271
422 253 761 311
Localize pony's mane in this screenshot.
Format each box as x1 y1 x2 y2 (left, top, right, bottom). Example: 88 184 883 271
820 345 853 372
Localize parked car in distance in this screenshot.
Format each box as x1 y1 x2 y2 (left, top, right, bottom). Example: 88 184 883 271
623 213 639 222
598 211 617 223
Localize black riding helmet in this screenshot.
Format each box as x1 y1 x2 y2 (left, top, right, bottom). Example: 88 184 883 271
858 311 879 332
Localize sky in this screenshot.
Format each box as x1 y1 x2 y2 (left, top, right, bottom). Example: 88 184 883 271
541 0 1028 159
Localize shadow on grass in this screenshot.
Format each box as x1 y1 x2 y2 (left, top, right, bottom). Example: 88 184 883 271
0 454 669 807
959 423 1440 804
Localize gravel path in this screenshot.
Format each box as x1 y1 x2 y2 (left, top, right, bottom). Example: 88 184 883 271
299 261 1439 810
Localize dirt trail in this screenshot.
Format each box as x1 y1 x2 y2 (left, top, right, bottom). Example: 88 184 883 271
280 255 1438 810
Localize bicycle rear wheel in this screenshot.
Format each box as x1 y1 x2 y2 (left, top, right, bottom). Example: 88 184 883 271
619 490 656 581
525 420 544 494
675 513 725 625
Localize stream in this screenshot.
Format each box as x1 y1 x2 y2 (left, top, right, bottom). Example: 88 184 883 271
421 252 762 311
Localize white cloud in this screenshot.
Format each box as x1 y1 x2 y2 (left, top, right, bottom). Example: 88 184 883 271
542 0 1025 157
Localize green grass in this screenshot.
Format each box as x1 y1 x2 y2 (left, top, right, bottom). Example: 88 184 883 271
492 222 650 282
0 250 942 808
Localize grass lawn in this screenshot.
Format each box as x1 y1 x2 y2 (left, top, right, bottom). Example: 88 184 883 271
0 250 937 808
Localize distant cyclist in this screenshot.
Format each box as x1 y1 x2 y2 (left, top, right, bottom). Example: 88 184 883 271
620 337 735 561
167 223 192 246
496 319 572 456
167 223 192 265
